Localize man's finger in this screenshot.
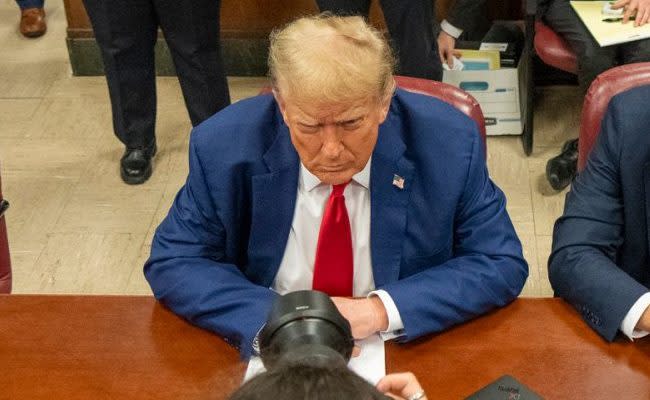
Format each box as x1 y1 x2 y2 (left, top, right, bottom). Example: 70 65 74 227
376 375 408 394
438 48 446 65
639 9 650 26
623 2 635 23
636 7 649 25
377 373 424 400
635 8 643 25
611 0 630 9
634 5 642 25
446 52 454 69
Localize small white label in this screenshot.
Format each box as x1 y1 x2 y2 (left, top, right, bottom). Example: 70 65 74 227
442 55 465 71
480 42 508 52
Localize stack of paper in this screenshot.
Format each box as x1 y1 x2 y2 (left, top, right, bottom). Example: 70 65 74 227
456 49 501 70
571 1 650 46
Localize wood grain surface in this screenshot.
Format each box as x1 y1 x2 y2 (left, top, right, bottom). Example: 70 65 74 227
1 296 648 399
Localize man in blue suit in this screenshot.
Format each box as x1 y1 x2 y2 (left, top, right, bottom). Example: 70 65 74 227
550 86 650 342
145 14 528 358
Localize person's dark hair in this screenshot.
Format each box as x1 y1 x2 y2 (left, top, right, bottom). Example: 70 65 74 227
228 360 387 400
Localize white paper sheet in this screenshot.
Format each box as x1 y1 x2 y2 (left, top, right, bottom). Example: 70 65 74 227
243 333 386 385
346 334 386 384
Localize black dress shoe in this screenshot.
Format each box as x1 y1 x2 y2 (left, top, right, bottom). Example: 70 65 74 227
546 138 578 191
120 141 157 185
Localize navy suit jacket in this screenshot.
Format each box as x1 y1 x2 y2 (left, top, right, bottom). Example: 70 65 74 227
550 85 650 341
145 89 528 358
446 0 487 32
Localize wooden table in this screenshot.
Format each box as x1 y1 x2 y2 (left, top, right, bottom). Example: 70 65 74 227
1 296 649 399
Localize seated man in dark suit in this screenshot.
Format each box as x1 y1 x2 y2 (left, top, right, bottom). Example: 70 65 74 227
549 85 650 341
145 14 528 358
542 0 650 190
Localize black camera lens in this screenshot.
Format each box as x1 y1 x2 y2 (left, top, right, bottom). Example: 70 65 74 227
259 290 354 369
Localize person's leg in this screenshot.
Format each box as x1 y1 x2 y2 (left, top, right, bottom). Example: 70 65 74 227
544 0 617 93
16 0 44 9
543 0 618 190
17 0 46 38
316 0 441 80
83 0 158 183
619 38 650 65
379 0 442 81
83 0 157 149
154 0 230 126
315 0 370 16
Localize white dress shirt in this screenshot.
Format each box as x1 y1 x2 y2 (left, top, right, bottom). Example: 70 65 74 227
272 158 404 339
441 20 464 39
621 293 650 340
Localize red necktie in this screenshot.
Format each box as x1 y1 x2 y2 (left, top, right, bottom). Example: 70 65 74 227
312 182 353 297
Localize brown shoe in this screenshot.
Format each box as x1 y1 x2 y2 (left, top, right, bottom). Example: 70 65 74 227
20 8 47 38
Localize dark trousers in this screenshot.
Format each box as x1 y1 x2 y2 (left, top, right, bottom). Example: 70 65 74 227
83 0 230 149
16 0 44 9
316 0 442 81
544 0 650 93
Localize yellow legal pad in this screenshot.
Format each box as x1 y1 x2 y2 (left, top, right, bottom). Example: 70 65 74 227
457 49 501 70
571 1 650 46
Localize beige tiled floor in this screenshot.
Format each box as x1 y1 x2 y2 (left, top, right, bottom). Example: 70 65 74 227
1 0 579 296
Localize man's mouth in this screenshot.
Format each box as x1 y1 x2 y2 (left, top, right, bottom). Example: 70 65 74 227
320 166 346 172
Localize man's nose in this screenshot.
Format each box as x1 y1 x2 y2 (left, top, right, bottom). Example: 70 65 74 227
321 124 343 159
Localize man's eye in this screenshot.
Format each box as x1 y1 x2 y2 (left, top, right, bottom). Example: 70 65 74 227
341 118 363 129
299 124 319 133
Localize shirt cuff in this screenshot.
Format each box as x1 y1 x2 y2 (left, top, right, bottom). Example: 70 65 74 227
620 292 650 340
441 19 463 39
369 289 405 341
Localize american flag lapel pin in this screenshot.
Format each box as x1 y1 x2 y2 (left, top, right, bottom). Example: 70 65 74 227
392 174 405 189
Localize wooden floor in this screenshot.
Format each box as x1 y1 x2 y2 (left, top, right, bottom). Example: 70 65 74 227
0 0 579 296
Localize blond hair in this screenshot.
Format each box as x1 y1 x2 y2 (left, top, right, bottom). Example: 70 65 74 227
268 13 396 105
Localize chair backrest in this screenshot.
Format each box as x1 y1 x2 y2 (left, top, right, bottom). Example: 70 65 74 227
578 62 650 171
259 76 487 149
393 76 487 148
0 166 11 294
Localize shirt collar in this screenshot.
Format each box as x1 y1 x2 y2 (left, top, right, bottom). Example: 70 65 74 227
300 157 372 192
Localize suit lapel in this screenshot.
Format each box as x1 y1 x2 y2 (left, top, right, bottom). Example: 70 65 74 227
247 117 299 288
370 114 415 288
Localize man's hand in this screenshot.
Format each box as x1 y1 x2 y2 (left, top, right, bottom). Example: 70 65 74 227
331 296 389 339
612 0 650 26
376 372 427 400
635 304 650 332
437 30 462 69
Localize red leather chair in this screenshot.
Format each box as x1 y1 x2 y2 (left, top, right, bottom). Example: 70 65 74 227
393 76 486 147
260 75 487 149
578 62 650 171
533 21 577 75
0 168 11 294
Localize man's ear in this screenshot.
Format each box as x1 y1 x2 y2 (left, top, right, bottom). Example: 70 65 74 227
378 96 391 124
273 89 290 124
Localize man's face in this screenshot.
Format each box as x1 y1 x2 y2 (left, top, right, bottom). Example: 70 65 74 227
276 94 390 185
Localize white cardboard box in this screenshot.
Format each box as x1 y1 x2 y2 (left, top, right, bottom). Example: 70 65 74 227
443 56 523 136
